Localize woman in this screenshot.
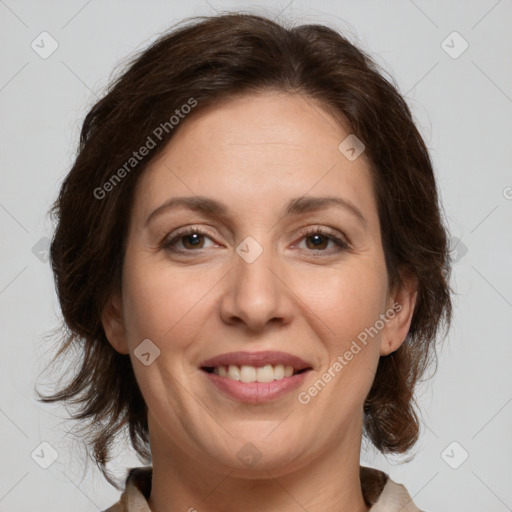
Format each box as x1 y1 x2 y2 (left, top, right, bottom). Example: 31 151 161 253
38 12 452 512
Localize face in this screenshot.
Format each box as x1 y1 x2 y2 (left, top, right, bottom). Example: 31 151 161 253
103 91 415 477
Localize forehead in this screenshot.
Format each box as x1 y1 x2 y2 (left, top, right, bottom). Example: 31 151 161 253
132 91 378 229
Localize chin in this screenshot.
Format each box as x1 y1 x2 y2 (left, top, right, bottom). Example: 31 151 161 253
197 428 314 477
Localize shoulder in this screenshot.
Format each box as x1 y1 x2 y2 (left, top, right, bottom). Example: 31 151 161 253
102 466 152 512
362 466 425 512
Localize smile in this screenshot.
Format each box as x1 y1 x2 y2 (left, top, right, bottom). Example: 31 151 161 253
200 351 313 403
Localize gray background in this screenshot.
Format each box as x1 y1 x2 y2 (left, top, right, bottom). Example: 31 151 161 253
1 0 511 510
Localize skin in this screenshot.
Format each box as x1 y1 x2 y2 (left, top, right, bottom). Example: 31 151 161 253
102 91 417 512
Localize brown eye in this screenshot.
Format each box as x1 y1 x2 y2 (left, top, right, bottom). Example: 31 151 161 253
304 233 330 251
162 227 217 253
298 227 349 254
181 232 205 250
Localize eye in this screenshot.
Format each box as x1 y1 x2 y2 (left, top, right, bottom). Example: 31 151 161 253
295 226 350 254
161 226 218 252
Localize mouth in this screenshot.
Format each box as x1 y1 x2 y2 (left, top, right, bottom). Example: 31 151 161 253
200 350 312 381
199 351 313 403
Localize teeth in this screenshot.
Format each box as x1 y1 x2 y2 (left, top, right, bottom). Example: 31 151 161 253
274 364 285 380
227 365 240 381
212 364 296 382
240 365 256 382
256 364 274 383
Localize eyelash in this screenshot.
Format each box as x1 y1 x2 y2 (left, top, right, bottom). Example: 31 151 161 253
161 225 350 255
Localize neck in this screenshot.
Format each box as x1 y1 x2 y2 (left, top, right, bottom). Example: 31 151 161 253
147 416 370 512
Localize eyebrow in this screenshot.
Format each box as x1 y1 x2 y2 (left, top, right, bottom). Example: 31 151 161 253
145 195 367 227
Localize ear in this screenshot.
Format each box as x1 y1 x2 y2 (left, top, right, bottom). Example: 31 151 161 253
380 270 418 356
101 291 129 354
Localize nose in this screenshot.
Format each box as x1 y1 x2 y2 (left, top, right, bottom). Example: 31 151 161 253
219 240 293 332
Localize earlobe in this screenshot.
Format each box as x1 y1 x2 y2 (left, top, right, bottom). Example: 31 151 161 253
380 273 418 356
101 293 129 355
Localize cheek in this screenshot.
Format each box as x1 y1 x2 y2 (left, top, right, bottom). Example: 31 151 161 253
297 267 386 412
296 260 388 341
120 256 212 409
294 260 387 406
121 253 218 346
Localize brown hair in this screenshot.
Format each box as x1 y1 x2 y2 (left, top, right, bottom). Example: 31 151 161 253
37 12 452 486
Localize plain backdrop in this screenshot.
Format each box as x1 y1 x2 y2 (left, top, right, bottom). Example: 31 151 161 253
1 1 511 510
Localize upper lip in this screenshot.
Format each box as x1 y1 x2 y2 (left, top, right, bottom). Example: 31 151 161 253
200 351 312 371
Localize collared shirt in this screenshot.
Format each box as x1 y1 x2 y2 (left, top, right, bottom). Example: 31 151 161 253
103 466 423 511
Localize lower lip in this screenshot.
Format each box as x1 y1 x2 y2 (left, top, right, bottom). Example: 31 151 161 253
202 370 310 403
